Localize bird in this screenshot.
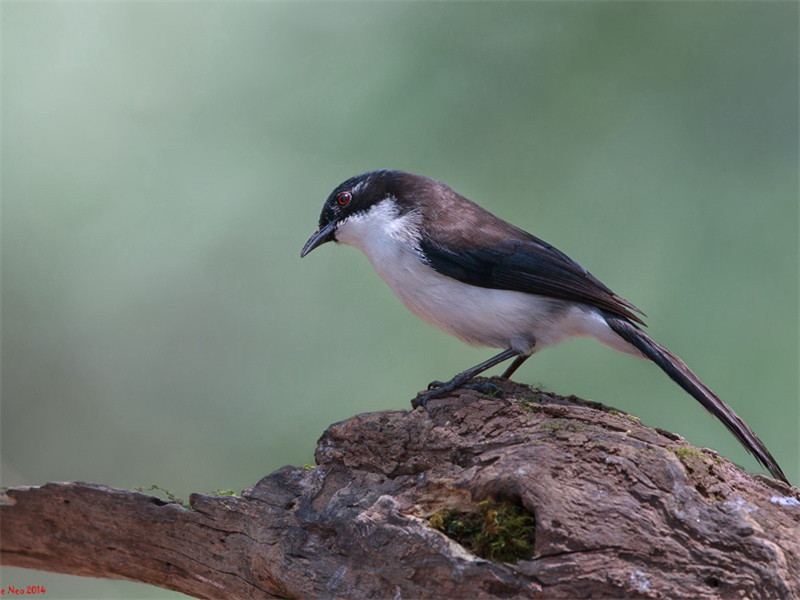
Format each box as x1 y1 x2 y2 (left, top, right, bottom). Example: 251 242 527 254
300 169 789 484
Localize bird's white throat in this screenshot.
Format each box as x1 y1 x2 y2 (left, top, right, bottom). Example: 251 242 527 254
334 197 421 254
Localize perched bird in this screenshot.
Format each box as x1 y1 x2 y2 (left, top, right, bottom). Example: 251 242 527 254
301 169 788 484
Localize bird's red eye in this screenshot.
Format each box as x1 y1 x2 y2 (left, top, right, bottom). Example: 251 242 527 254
336 191 352 206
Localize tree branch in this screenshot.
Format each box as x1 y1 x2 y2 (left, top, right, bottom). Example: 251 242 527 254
2 379 798 598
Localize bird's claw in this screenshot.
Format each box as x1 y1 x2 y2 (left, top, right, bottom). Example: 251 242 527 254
411 394 429 409
413 383 452 408
412 379 502 409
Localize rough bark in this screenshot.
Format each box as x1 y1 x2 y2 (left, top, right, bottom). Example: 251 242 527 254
2 378 798 599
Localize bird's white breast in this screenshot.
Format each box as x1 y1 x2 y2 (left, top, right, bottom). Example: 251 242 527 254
334 199 637 356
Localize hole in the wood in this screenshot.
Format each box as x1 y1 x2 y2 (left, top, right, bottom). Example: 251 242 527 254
706 576 721 588
427 497 535 564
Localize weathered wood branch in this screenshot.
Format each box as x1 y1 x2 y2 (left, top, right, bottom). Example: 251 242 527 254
2 378 798 598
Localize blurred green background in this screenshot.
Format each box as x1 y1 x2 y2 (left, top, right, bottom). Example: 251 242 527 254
2 2 797 597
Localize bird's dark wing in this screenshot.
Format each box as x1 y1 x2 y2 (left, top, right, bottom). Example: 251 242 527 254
419 231 645 325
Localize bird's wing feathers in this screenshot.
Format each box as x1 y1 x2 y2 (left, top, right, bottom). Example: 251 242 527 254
418 205 645 324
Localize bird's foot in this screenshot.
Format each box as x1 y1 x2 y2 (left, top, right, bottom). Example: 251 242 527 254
412 379 501 409
412 377 465 408
412 349 519 409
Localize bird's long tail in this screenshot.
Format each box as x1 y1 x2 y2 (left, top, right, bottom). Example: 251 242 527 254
604 313 789 484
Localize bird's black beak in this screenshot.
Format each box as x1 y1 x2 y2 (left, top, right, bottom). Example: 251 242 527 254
300 221 337 257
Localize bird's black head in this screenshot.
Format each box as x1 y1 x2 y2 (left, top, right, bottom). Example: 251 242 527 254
301 170 408 257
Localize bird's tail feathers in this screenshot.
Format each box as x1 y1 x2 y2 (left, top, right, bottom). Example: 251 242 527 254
604 314 788 484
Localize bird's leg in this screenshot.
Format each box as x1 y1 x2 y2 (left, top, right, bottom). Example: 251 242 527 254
412 348 519 408
501 354 531 379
